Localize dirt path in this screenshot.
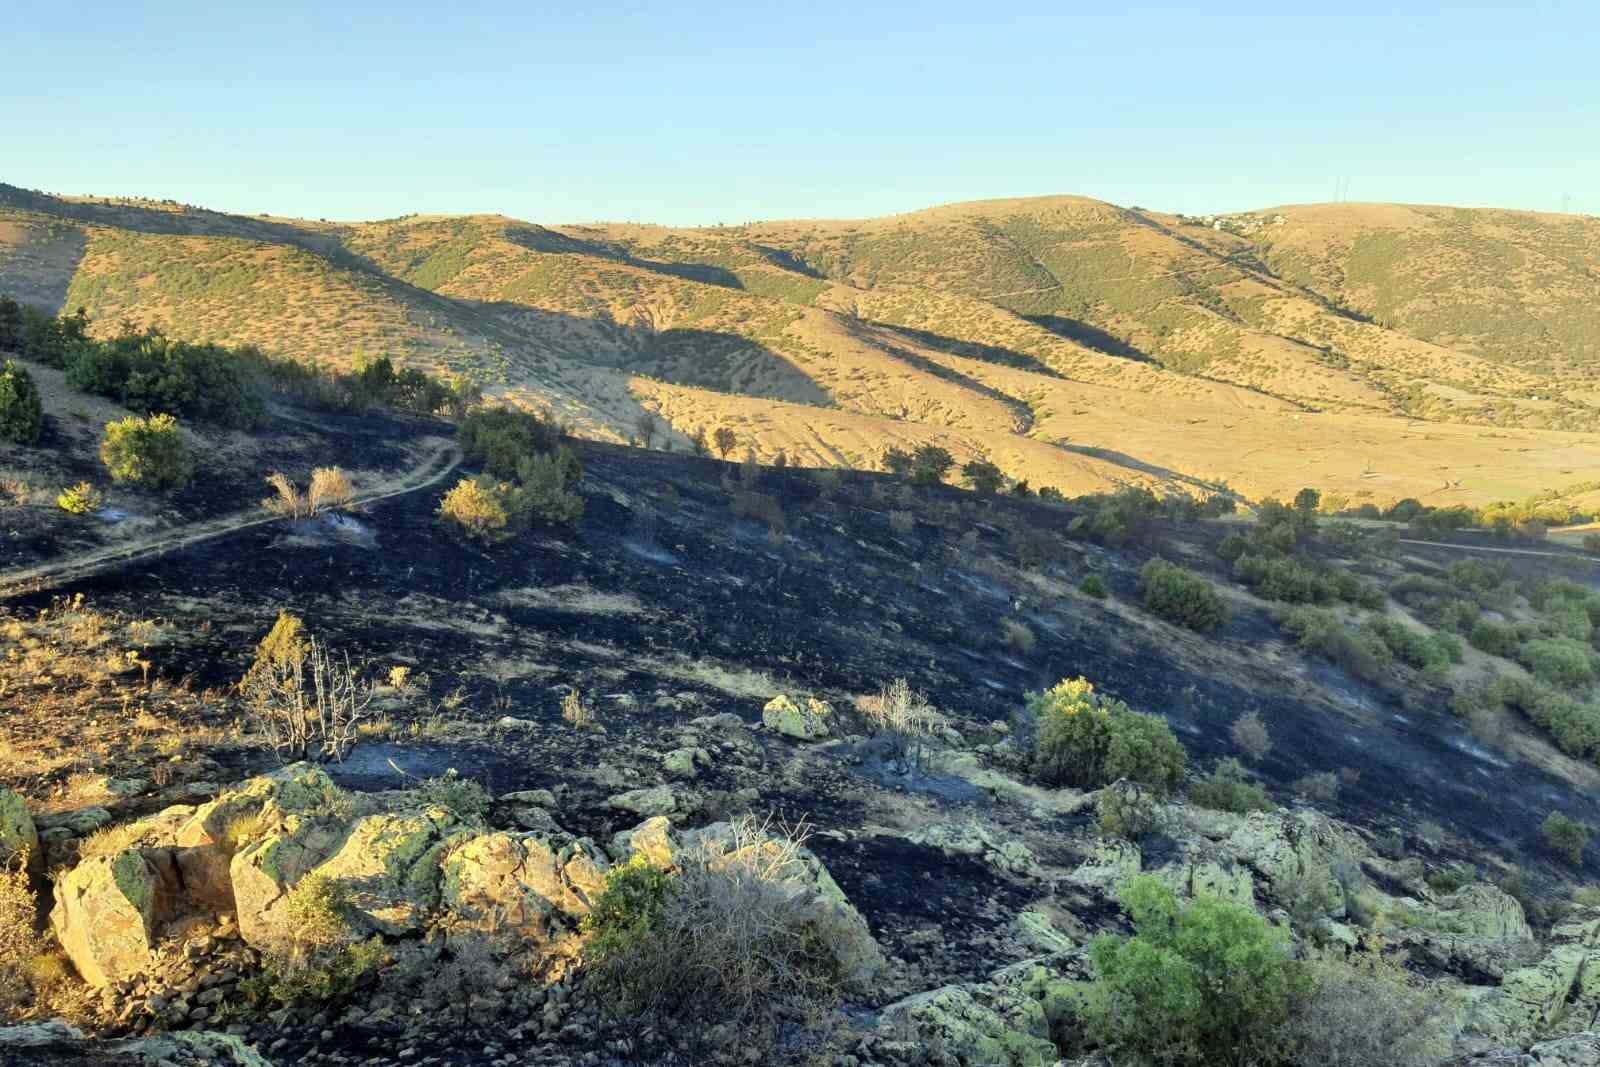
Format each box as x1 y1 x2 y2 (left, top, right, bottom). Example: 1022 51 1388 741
1394 537 1591 560
0 438 461 599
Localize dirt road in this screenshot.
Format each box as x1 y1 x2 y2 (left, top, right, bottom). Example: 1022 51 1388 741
1 438 460 599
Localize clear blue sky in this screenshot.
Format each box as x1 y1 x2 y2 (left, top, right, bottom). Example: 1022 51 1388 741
5 1 1596 225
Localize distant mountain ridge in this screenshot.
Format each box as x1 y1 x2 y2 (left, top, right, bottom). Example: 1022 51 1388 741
3 181 1599 505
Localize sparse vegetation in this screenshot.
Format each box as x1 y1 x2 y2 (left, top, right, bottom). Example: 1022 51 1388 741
55 481 103 515
1230 711 1272 762
240 611 372 761
1189 758 1274 813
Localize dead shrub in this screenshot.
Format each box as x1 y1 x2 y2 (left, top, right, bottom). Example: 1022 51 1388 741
561 689 595 729
859 678 938 770
262 471 309 519
241 613 372 761
1000 618 1036 654
308 467 354 512
585 816 867 1051
1289 954 1457 1067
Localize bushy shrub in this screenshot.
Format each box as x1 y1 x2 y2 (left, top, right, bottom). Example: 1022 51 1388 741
459 406 561 478
1230 711 1272 761
1085 876 1307 1067
1289 955 1457 1067
961 458 1004 495
1544 811 1591 866
438 476 511 541
67 329 264 427
55 481 104 515
1296 772 1341 803
1000 618 1036 653
583 818 868 1050
1485 675 1600 760
1189 758 1274 813
0 360 43 444
1079 573 1108 599
509 447 584 527
1030 677 1186 794
1362 617 1461 674
1469 618 1520 657
99 413 194 489
1521 637 1597 689
1140 559 1228 633
909 444 953 485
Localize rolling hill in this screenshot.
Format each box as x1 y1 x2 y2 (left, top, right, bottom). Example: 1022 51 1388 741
3 181 1599 506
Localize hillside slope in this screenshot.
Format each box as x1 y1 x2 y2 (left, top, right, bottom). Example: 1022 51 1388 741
3 182 1598 505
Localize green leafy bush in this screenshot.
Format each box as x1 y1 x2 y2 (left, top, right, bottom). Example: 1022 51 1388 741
67 329 263 427
1468 619 1520 657
1520 637 1597 689
1361 618 1461 673
1486 675 1600 760
1289 955 1457 1067
1030 677 1186 794
437 476 511 541
1189 758 1274 813
509 447 584 527
1139 559 1228 633
1084 876 1308 1067
1079 573 1108 599
909 444 954 485
1543 811 1591 866
961 458 1004 495
99 414 194 489
459 407 561 479
0 360 43 443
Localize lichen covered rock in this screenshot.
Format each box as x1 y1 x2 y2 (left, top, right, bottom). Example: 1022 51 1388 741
762 694 831 740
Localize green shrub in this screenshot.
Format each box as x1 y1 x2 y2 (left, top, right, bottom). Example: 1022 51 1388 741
55 482 103 515
416 770 491 824
1486 675 1600 760
1230 711 1273 761
459 406 561 478
1030 677 1186 794
1295 772 1341 803
0 360 43 444
1520 637 1597 689
1189 758 1274 813
1079 573 1108 599
1469 619 1520 657
1362 618 1460 673
1139 559 1228 633
99 414 193 489
1543 812 1591 866
67 329 263 427
1276 605 1392 682
1085 876 1307 1067
961 459 1004 495
509 447 584 527
909 444 954 485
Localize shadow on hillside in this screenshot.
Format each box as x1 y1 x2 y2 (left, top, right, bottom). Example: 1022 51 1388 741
0 225 86 311
866 320 1062 378
1023 314 1154 363
851 325 1034 433
1056 442 1231 496
639 327 833 406
503 225 744 290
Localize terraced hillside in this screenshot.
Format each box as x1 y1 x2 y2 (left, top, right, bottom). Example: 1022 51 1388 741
4 182 1599 505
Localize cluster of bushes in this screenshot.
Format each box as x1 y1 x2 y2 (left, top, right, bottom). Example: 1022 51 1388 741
1543 812 1592 866
881 443 954 485
1475 675 1600 761
1188 758 1274 813
440 407 582 540
1083 876 1455 1067
0 299 471 424
1073 487 1233 548
1276 606 1461 685
1232 552 1383 607
1029 677 1187 793
1139 559 1229 633
1331 488 1598 540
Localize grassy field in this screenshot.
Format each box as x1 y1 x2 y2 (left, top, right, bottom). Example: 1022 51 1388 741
4 182 1599 504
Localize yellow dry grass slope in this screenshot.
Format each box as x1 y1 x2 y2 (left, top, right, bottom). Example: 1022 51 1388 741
3 181 1599 504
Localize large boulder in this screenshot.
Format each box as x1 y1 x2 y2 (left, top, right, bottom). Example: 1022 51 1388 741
762 694 831 740
0 1021 271 1065
1224 809 1363 918
0 787 37 870
49 850 167 987
1468 909 1600 1043
439 830 608 945
1068 839 1142 892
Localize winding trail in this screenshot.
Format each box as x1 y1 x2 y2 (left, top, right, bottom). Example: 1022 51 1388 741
1 438 461 600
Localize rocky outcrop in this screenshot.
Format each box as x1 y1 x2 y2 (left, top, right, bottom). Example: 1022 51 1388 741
879 972 1066 1067
439 830 607 946
908 822 1042 879
1466 909 1600 1044
761 694 831 740
0 1020 270 1065
1068 839 1141 892
1398 884 1542 982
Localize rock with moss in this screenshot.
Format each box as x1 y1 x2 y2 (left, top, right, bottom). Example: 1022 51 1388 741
605 784 685 817
0 1021 273 1065
1067 839 1142 891
762 694 831 740
49 850 166 986
1468 909 1600 1043
1223 809 1362 917
1396 883 1541 981
439 830 608 949
879 981 1059 1067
